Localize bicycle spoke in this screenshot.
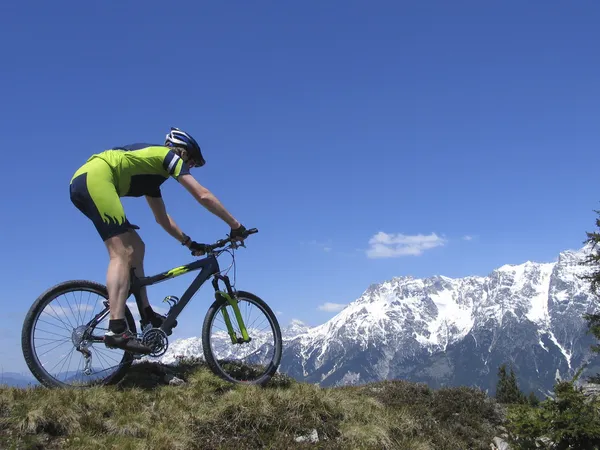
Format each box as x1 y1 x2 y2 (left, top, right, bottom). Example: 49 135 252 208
39 311 72 334
247 314 266 332
93 348 110 372
82 291 97 325
245 300 250 333
34 338 71 348
59 347 76 382
61 293 78 327
46 345 75 375
56 296 78 329
37 338 72 359
75 353 84 385
73 291 83 325
72 290 87 326
93 347 123 365
91 347 125 377
34 325 70 339
47 302 75 331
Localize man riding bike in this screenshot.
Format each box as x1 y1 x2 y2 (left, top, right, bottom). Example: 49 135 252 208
69 127 246 354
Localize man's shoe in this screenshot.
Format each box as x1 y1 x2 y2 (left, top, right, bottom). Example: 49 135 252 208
104 329 152 354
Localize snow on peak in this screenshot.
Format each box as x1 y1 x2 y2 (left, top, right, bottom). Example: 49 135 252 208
298 246 595 353
525 263 554 324
284 319 311 339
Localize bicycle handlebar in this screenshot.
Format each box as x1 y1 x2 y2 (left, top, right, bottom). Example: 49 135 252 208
206 227 259 252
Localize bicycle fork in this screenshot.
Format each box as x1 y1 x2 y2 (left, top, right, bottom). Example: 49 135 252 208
212 275 251 344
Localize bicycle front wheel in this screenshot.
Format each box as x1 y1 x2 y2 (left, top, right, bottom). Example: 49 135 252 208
21 280 137 388
202 290 282 386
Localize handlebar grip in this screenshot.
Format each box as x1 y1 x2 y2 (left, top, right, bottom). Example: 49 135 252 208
246 228 258 235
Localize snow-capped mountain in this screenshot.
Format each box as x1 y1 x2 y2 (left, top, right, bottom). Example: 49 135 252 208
283 319 311 339
156 318 309 365
280 245 600 394
157 245 600 395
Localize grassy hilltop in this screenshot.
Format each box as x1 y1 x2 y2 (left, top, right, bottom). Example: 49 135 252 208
0 359 505 449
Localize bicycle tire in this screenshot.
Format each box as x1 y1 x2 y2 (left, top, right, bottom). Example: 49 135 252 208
202 290 282 386
21 280 137 388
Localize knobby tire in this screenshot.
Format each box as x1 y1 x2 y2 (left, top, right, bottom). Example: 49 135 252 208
201 290 282 386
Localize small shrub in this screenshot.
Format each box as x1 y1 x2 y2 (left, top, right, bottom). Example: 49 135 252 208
506 378 600 449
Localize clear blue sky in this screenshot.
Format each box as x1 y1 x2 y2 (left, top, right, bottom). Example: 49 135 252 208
2 1 600 373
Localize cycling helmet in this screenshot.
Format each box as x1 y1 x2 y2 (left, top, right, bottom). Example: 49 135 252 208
165 127 205 167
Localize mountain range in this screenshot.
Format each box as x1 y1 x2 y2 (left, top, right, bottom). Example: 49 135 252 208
159 244 600 396
0 372 38 388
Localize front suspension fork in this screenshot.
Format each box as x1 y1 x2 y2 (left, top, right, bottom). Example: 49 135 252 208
212 275 250 344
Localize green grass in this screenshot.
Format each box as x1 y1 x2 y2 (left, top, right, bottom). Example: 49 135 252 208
0 360 505 449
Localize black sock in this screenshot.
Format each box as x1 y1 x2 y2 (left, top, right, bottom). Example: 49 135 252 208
109 319 127 334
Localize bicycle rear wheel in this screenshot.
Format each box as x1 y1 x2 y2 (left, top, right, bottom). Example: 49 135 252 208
202 290 282 386
21 280 137 388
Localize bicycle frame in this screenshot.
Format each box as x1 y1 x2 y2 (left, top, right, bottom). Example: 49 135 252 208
125 251 249 342
81 230 259 350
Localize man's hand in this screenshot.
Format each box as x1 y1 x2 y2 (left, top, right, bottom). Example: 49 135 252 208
229 224 247 241
189 241 208 257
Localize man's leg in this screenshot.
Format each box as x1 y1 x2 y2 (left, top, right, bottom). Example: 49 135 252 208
128 230 150 309
104 231 135 321
103 231 152 353
128 230 160 324
128 229 178 332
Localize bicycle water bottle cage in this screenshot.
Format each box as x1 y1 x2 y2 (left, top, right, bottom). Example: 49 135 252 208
163 295 179 311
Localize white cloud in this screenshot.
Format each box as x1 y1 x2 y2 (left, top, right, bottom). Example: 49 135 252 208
276 311 284 316
462 235 474 241
48 304 95 317
302 239 333 252
318 302 347 312
366 231 446 258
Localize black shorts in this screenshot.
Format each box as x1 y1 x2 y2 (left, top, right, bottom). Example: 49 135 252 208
69 158 139 241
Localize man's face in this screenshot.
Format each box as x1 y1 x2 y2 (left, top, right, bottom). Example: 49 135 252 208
166 142 204 168
187 157 205 169
187 155 206 168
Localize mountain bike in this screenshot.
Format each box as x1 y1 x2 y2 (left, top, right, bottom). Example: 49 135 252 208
21 228 282 388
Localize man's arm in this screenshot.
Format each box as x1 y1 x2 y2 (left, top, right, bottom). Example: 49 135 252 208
177 174 241 229
145 196 190 245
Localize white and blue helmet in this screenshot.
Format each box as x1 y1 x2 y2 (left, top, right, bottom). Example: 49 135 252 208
165 127 205 167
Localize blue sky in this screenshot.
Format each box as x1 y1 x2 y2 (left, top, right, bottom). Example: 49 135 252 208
1 1 600 373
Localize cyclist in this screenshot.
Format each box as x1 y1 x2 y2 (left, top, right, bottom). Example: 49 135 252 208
69 127 247 354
